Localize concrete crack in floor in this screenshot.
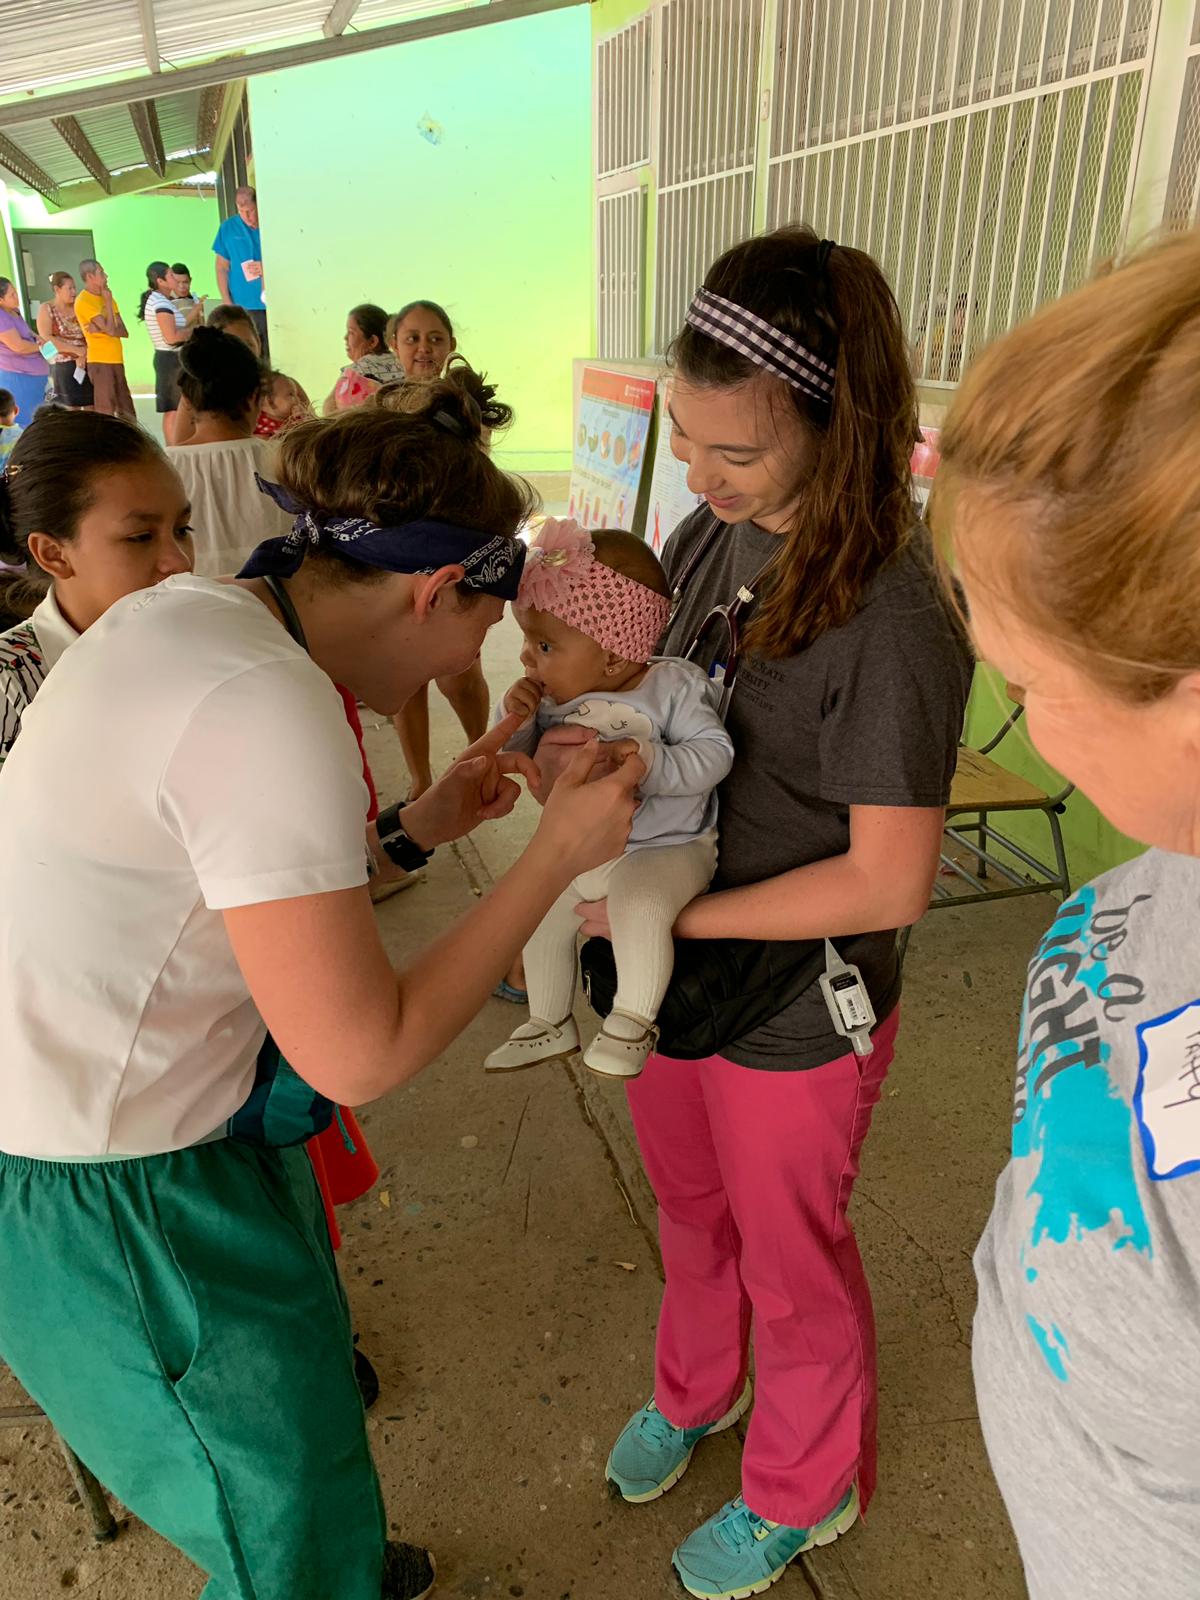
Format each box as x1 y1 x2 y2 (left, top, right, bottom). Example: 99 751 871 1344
855 1186 969 1349
501 1095 532 1186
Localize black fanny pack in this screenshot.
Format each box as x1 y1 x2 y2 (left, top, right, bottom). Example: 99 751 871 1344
580 935 826 1060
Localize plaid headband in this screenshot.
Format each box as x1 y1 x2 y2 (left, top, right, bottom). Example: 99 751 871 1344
685 286 836 405
240 476 525 599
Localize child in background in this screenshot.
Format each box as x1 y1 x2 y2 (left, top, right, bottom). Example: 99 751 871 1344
483 518 733 1080
0 391 20 471
255 370 314 438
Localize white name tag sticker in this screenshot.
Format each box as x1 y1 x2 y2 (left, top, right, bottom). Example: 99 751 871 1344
1134 999 1200 1181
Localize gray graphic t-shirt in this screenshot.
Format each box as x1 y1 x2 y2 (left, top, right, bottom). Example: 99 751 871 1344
974 848 1200 1597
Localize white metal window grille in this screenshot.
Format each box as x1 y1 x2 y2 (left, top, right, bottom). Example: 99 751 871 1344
653 0 764 351
596 13 653 178
765 0 1156 383
597 188 647 359
1163 1 1200 226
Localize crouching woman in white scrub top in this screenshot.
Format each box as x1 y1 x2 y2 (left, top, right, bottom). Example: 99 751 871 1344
0 371 644 1600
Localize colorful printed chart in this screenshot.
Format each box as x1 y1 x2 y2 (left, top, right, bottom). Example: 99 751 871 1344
568 366 657 532
644 378 704 554
911 426 941 510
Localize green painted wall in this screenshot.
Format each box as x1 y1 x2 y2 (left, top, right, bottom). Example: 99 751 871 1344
4 187 221 391
248 5 592 473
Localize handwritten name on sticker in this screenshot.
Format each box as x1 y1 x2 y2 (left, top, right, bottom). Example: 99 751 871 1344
1133 999 1200 1182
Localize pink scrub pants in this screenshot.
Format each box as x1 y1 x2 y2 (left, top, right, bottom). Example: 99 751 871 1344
625 1006 899 1525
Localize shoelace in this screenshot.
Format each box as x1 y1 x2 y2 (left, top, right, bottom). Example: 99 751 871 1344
713 1497 775 1553
636 1403 681 1448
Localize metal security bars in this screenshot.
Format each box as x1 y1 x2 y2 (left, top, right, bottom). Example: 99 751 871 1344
1164 1 1200 226
653 0 763 350
766 0 1156 384
596 11 653 176
593 0 1175 367
597 188 647 358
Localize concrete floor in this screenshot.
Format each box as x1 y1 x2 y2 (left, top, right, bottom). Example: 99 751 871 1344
0 612 1050 1599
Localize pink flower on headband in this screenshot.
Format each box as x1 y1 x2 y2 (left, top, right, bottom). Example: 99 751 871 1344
518 517 595 612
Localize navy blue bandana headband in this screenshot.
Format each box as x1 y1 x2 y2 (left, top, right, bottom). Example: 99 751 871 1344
239 476 525 600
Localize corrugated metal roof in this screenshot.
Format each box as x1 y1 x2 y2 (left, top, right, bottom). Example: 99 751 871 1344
0 1 147 97
2 120 92 187
0 0 507 200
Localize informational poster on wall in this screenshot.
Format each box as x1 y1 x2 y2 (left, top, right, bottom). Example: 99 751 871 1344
644 378 705 555
568 366 657 532
911 426 941 510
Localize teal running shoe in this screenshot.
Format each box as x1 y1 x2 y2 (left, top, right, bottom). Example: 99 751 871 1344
671 1484 859 1598
605 1379 751 1504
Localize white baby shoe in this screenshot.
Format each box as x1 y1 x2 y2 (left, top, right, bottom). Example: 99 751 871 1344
583 1011 660 1080
483 1016 581 1074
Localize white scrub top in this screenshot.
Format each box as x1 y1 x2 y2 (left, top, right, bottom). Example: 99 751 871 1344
0 575 369 1160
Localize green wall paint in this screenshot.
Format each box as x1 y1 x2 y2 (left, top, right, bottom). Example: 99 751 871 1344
248 5 592 472
4 188 221 391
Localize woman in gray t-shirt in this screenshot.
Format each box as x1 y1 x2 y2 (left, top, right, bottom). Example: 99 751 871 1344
939 233 1200 1600
589 228 972 1598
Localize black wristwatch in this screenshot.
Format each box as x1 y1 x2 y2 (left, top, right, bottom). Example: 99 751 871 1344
375 800 434 872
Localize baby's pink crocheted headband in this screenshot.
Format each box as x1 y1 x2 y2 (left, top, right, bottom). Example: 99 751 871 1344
517 518 671 664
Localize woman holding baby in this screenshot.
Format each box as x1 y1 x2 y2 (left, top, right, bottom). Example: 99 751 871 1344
498 229 972 1597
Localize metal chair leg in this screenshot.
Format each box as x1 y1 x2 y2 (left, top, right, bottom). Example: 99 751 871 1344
54 1433 117 1543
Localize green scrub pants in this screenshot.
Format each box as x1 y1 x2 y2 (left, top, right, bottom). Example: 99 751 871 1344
0 1140 388 1598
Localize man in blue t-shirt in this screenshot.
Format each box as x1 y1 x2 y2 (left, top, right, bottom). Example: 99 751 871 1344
212 186 268 357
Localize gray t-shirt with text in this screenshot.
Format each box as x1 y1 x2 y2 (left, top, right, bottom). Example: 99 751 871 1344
974 847 1200 1598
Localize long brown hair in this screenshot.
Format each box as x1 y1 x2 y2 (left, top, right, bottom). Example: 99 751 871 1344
670 226 918 659
934 229 1200 702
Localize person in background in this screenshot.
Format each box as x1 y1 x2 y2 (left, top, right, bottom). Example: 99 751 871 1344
213 184 267 357
0 279 50 426
938 232 1200 1600
73 259 134 422
140 261 204 444
170 262 200 316
207 301 261 352
165 326 290 576
36 273 93 412
172 304 263 447
324 303 405 414
390 299 457 378
0 391 20 471
256 370 314 438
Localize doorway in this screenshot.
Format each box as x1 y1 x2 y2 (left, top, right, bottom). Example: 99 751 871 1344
12 229 97 323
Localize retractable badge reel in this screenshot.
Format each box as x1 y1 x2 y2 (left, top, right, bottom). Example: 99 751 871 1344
819 940 876 1057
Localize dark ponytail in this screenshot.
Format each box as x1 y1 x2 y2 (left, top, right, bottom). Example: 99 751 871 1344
276 364 536 584
178 325 263 422
139 260 171 322
0 411 163 618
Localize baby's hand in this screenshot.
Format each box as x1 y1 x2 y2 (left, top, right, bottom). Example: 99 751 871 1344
605 738 644 766
504 676 542 722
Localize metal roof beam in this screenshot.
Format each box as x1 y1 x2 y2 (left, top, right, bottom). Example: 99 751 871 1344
323 0 364 38
0 133 60 206
0 0 582 128
51 115 113 194
137 0 162 74
196 82 225 152
129 99 166 176
52 156 211 211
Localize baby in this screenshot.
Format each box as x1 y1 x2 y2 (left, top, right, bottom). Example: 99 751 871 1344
484 518 733 1080
254 371 313 438
0 390 20 471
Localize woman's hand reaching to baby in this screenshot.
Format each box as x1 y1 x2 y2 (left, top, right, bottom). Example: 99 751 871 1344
530 737 645 880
